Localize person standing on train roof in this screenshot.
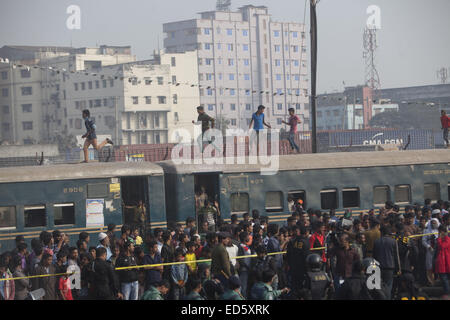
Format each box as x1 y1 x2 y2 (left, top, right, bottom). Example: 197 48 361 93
81 109 114 163
281 107 301 153
249 105 272 155
440 110 450 148
192 106 216 153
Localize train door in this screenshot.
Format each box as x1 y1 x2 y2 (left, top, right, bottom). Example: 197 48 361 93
194 173 220 228
121 176 149 226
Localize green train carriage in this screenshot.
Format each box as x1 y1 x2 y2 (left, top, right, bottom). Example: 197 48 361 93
0 162 167 251
160 150 450 226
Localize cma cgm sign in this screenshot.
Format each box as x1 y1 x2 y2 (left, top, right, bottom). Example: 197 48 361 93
362 133 403 145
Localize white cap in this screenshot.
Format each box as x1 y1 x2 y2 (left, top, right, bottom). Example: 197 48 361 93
432 209 441 215
98 232 107 241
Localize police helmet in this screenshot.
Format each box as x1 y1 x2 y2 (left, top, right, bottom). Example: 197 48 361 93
362 257 378 271
306 254 321 270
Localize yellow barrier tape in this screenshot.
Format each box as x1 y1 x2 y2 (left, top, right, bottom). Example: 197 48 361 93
0 272 75 282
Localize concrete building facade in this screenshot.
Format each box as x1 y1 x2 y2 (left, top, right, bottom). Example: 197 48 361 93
163 5 310 131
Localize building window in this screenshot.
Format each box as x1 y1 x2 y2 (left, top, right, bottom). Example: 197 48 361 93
227 28 233 36
198 58 203 65
95 80 100 88
24 205 46 228
243 44 249 51
230 89 235 96
228 44 234 51
158 96 167 104
88 81 93 89
321 189 338 209
206 58 213 65
265 191 283 212
94 99 101 107
424 183 440 202
229 74 235 81
22 121 33 130
275 60 281 66
395 185 411 204
296 103 301 110
74 83 79 91
231 119 236 126
21 87 32 95
204 43 211 50
274 30 280 37
293 46 299 52
132 96 139 104
81 82 85 90
274 45 280 52
21 69 31 78
343 188 360 208
242 29 248 36
230 104 236 111
246 104 251 110
75 119 82 129
22 104 32 113
157 77 163 85
277 103 283 110
228 59 234 66
217 43 222 50
110 79 114 87
2 105 9 114
204 28 210 35
173 94 178 104
218 73 223 80
208 104 214 111
54 203 75 225
277 118 282 125
103 98 108 107
244 59 250 66
0 206 16 229
144 96 151 104
244 74 250 80
276 74 282 81
207 89 213 96
302 46 307 53
293 31 298 38
0 71 7 80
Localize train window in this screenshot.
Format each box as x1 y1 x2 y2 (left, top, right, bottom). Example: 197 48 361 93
0 206 16 229
24 205 46 228
424 183 440 202
230 193 249 214
54 203 75 226
373 186 390 206
394 185 411 204
343 188 360 208
320 189 338 210
265 191 283 212
288 191 306 212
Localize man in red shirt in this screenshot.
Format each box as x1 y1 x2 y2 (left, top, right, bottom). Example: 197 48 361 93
441 110 450 148
309 222 326 265
282 108 301 153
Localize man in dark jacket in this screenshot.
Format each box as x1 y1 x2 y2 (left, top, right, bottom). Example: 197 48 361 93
237 232 252 298
211 232 232 287
373 225 398 300
286 225 310 295
90 247 122 300
160 231 175 281
35 253 57 300
115 240 139 300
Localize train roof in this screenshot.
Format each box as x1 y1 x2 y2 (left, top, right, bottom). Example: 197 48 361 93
158 149 450 174
0 162 164 183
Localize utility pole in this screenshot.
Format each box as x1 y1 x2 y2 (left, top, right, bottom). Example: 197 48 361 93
310 0 318 153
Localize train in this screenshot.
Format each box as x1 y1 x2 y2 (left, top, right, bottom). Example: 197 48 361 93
0 149 449 251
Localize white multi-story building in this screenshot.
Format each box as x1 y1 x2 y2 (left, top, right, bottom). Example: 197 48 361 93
163 5 310 131
64 51 199 145
0 45 136 145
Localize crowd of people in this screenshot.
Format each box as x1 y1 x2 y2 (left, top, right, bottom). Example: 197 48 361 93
0 198 449 300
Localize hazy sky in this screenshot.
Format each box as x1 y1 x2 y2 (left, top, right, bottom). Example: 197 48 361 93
1 0 449 93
